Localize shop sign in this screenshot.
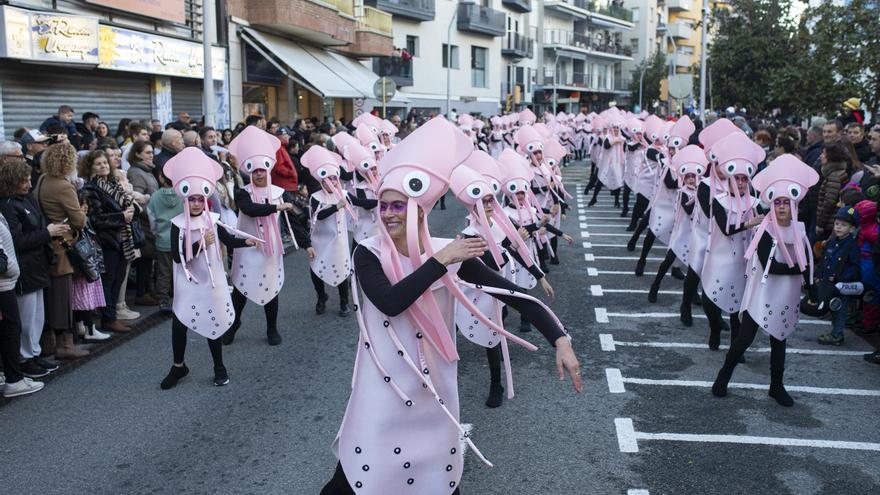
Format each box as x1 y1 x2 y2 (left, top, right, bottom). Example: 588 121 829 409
85 0 185 25
0 6 99 64
98 25 225 80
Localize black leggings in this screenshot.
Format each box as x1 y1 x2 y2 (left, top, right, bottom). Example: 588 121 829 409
585 164 598 192
0 289 23 383
721 312 786 378
638 230 655 264
231 288 279 330
628 194 649 230
681 267 700 308
311 270 350 303
629 210 651 248
171 315 223 368
73 310 94 328
549 236 559 261
651 249 677 288
622 185 631 211
702 293 741 345
321 462 461 495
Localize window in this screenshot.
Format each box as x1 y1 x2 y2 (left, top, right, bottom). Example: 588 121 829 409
406 35 419 57
471 46 487 88
631 37 639 52
442 44 459 69
631 7 639 22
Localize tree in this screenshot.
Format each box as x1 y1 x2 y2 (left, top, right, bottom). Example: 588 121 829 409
628 51 667 111
707 0 802 115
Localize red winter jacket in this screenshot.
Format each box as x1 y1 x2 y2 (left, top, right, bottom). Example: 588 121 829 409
271 147 298 192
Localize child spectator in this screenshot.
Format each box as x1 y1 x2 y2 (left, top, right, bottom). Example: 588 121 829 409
147 172 183 314
71 190 112 343
816 206 860 345
854 200 880 336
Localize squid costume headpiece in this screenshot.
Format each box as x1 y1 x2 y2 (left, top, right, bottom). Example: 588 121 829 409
744 155 819 291
332 132 380 192
671 145 708 190
518 108 536 126
698 118 741 163
712 131 766 229
667 115 695 152
356 124 386 160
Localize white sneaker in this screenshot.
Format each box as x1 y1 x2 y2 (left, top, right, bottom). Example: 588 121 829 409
116 304 140 320
84 326 112 342
3 377 45 398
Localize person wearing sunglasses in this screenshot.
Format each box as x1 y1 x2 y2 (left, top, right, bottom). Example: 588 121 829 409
713 155 819 407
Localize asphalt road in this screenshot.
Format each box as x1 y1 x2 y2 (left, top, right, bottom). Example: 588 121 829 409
2 160 879 495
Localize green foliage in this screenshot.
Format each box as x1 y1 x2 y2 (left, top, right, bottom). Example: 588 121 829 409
629 51 667 110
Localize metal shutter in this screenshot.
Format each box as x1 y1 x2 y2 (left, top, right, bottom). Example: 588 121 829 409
0 62 151 140
171 78 204 120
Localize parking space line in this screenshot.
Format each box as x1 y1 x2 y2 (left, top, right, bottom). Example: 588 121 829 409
595 307 609 323
587 267 599 276
593 256 664 262
589 286 681 296
614 417 880 453
589 233 638 237
605 368 880 397
602 311 826 326
596 334 866 356
587 243 662 249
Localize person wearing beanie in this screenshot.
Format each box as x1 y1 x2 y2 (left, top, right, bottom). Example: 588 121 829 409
815 206 860 346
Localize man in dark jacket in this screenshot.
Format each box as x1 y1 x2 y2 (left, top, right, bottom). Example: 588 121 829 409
39 105 80 148
801 124 824 168
152 129 184 177
846 122 872 164
75 112 100 151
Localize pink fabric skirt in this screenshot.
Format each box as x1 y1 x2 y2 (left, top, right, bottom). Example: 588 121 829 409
71 275 106 311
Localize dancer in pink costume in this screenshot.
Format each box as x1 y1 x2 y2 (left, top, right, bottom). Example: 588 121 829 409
159 148 260 390
222 126 298 346
321 118 581 495
623 116 648 228
713 155 818 407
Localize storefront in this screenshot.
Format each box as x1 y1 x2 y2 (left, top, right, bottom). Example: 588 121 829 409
0 5 229 138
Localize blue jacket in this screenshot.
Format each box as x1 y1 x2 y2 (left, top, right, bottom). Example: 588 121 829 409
819 234 859 283
39 116 78 140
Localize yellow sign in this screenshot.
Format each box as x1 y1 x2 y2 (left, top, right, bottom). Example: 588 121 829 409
0 6 99 63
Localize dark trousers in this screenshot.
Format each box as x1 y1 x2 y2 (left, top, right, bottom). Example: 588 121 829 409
310 270 349 304
231 288 279 330
134 256 154 297
320 462 462 495
171 316 223 368
651 249 677 289
0 289 23 383
720 312 786 382
622 185 631 211
681 267 700 309
628 194 649 230
100 249 125 322
702 293 741 346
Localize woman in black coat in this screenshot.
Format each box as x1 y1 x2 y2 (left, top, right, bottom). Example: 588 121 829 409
0 157 68 375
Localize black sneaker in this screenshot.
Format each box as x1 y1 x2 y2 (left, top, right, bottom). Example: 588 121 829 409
267 327 282 346
315 294 328 315
213 366 230 387
339 304 352 317
20 359 50 378
221 320 241 346
160 364 189 390
863 351 880 364
33 356 59 372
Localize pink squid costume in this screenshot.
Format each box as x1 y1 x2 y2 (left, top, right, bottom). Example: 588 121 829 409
497 148 546 289
332 132 380 242
598 115 626 191
700 132 766 314
227 126 287 307
301 145 354 287
667 145 708 265
741 155 818 340
165 148 237 338
332 118 541 495
488 116 505 158
357 124 386 161
623 117 646 191
518 108 536 126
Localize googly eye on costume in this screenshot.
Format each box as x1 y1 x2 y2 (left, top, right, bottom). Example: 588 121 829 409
679 165 688 175
263 159 272 169
506 181 519 193
695 166 705 176
491 179 500 193
179 179 192 196
765 186 776 201
525 143 536 153
317 167 332 179
244 160 254 171
359 160 372 170
466 182 486 199
548 159 557 167
708 151 718 162
670 138 682 148
200 180 212 196
787 184 802 200
746 164 754 176
402 171 430 197
725 161 737 175
369 143 379 151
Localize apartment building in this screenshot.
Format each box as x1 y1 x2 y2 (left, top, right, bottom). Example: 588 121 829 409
620 0 662 87
663 0 701 75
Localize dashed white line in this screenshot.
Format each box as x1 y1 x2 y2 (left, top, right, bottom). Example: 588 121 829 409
584 253 595 262
582 242 592 249
587 267 599 277
590 284 604 296
603 311 826 326
615 417 880 453
599 333 616 351
595 307 609 323
628 490 650 495
591 287 681 296
605 368 626 393
597 335 867 356
593 256 664 261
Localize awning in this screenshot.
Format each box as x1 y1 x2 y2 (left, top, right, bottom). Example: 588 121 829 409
326 51 411 104
240 27 363 99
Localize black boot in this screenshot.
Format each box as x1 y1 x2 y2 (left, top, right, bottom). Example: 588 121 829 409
708 328 721 350
711 364 734 398
680 304 693 327
339 300 352 317
485 381 504 408
768 338 793 406
620 206 629 218
671 266 686 280
213 365 230 387
627 235 638 251
315 293 328 315
160 364 189 390
635 259 645 277
648 282 660 303
221 320 241 346
267 327 282 346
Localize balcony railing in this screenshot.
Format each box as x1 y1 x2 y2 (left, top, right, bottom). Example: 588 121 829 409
669 22 694 40
587 1 634 22
364 0 436 22
667 0 692 11
673 52 692 68
332 0 355 16
356 6 392 35
503 32 535 58
457 3 506 37
373 56 413 87
543 29 633 57
502 0 532 13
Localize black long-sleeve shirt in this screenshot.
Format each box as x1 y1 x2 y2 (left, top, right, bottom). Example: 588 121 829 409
170 222 249 264
679 192 695 215
755 231 812 289
353 246 565 346
462 231 544 280
234 186 279 218
310 193 377 221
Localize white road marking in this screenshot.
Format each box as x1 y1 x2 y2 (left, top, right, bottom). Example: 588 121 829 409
580 222 588 229
595 307 609 323
581 231 591 238
593 256 664 262
579 216 630 221
584 253 595 262
588 243 661 249
581 224 631 228
590 285 604 296
598 288 681 295
603 311 826 326
598 335 868 356
582 242 592 249
605 367 880 397
587 267 599 276
596 270 647 275
589 232 637 237
628 490 650 495
615 417 880 453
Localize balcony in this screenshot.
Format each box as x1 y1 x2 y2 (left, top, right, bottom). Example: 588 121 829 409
502 32 534 59
502 0 532 13
544 0 590 19
345 6 393 57
543 29 634 59
364 0 435 22
669 22 694 39
227 0 357 46
457 4 506 37
673 52 692 68
667 0 692 12
373 56 413 87
587 1 634 23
